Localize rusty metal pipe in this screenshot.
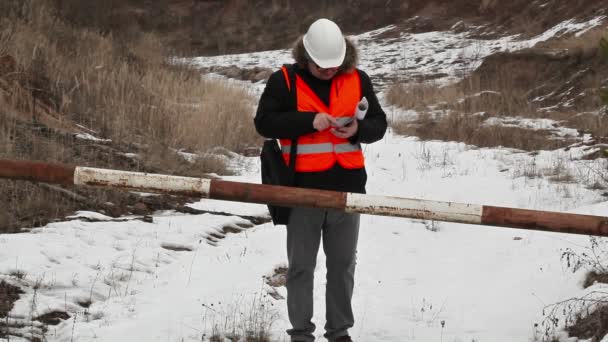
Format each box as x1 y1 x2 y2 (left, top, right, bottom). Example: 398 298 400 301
1 159 607 236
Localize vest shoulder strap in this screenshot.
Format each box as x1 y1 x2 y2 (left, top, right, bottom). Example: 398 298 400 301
280 64 298 172
281 64 297 95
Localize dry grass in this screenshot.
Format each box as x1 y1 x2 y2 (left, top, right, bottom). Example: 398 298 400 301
203 292 279 342
386 81 461 111
388 23 608 154
537 26 608 55
0 181 75 233
387 30 608 151
568 112 608 141
0 0 260 232
2 4 259 154
392 111 573 151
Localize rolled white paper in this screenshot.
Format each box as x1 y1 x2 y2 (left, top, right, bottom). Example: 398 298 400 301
355 97 368 120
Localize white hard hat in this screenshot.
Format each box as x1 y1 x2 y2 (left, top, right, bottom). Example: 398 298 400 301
303 18 346 69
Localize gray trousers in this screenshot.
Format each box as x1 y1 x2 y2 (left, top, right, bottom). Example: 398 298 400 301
285 207 360 342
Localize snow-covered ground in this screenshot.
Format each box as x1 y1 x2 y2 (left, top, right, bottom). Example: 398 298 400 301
2 16 608 342
184 15 606 90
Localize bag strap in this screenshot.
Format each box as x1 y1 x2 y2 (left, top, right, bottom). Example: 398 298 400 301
281 64 298 179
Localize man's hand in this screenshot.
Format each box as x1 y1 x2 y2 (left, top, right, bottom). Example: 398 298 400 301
313 113 338 131
330 119 358 139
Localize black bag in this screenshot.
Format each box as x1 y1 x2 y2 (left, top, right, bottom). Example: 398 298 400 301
261 138 297 225
260 64 298 225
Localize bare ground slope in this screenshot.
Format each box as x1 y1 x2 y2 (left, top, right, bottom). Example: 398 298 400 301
49 0 608 55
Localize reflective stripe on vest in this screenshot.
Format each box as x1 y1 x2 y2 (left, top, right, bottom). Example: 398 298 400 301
279 66 365 172
281 142 361 155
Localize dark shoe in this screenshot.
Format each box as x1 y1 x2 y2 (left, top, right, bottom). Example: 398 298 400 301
335 336 353 342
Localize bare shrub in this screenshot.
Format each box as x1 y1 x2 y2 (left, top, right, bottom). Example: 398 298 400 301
562 237 608 275
540 290 608 342
544 237 608 341
566 303 608 342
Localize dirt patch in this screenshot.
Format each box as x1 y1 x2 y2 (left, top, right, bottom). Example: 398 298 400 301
78 299 92 308
34 311 70 325
161 243 193 252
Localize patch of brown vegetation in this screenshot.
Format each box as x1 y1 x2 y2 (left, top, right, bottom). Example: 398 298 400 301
583 271 608 288
388 25 608 152
0 0 262 232
0 281 22 318
472 46 606 116
0 281 23 339
35 0 607 56
202 66 273 83
566 305 608 342
392 112 574 151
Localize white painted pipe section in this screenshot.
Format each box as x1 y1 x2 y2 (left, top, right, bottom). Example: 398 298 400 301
1 159 608 236
345 193 483 224
74 167 211 197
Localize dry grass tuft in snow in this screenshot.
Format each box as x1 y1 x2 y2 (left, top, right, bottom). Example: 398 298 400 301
203 292 280 342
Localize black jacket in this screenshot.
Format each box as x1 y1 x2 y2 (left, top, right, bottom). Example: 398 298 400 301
254 64 387 193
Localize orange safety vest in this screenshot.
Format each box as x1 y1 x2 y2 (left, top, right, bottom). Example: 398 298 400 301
279 66 365 172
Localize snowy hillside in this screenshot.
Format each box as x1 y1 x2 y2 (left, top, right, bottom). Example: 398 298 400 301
2 16 608 342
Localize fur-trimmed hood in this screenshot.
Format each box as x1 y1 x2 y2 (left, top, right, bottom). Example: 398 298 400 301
292 36 359 73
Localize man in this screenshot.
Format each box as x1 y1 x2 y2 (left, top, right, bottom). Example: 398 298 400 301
254 18 387 342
